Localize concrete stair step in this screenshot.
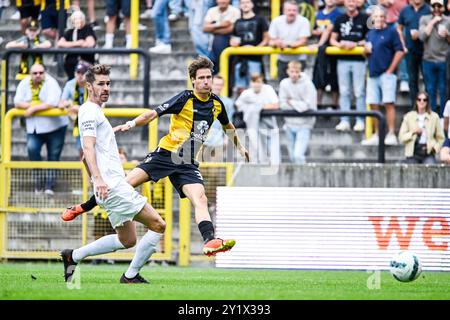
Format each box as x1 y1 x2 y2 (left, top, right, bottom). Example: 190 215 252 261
305 144 404 161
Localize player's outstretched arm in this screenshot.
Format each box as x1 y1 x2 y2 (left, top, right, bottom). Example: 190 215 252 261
222 122 250 162
113 110 158 132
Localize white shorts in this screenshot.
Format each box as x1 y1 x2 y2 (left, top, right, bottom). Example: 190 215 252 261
96 179 147 229
367 72 397 105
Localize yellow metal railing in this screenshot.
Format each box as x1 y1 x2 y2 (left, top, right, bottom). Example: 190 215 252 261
129 0 139 79
219 46 365 96
1 108 158 161
0 108 173 261
270 0 281 79
218 46 373 137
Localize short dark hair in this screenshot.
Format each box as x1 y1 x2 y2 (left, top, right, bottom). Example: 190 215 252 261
188 56 214 80
85 64 111 84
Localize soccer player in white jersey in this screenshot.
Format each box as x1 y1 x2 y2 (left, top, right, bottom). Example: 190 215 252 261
61 64 166 284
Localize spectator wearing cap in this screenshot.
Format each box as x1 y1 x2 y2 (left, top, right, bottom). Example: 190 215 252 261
59 61 90 159
15 0 41 35
6 19 51 80
57 10 97 79
14 63 68 196
419 0 450 118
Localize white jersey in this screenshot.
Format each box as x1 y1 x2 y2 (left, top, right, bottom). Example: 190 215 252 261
78 101 124 188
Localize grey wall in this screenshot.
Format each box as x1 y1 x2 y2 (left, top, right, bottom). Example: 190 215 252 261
232 164 450 188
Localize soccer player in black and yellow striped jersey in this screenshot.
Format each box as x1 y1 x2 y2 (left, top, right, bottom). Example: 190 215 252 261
62 56 249 257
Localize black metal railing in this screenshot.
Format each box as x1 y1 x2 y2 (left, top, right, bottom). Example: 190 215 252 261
261 109 387 163
1 48 151 108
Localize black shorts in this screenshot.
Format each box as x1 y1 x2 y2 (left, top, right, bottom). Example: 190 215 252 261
136 147 204 198
18 5 40 20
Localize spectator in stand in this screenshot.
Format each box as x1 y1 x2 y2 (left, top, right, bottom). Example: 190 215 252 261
6 19 51 80
398 0 431 107
56 10 96 79
230 0 269 95
40 0 70 42
72 0 100 30
362 6 405 146
398 91 445 164
447 47 450 102
188 0 214 58
439 136 450 163
104 0 131 48
310 0 341 109
202 74 236 162
330 0 369 133
235 73 279 164
379 0 409 93
14 63 68 196
149 0 173 54
168 0 189 21
203 0 241 74
442 99 450 137
279 60 317 164
419 0 450 118
58 61 90 159
268 0 311 82
15 0 41 35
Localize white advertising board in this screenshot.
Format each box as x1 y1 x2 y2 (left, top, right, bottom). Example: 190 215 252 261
215 187 450 271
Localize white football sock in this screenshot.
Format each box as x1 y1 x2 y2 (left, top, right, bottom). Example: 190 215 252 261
125 34 132 48
124 230 162 279
104 33 114 48
72 234 125 263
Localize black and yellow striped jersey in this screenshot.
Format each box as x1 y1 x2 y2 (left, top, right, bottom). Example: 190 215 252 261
41 0 70 10
16 0 41 7
155 90 230 159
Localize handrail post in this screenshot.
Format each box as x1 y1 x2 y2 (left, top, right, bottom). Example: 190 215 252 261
178 198 191 266
1 57 7 163
378 114 386 163
219 48 231 97
130 0 139 80
143 52 150 108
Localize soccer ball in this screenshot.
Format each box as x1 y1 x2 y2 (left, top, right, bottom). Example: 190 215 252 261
389 251 422 282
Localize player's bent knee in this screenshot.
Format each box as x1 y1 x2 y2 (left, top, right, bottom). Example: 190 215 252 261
154 218 166 234
119 236 137 249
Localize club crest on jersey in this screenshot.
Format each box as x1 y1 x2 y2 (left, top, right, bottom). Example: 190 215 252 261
197 120 209 135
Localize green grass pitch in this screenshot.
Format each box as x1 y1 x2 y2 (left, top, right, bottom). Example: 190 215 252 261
0 262 449 300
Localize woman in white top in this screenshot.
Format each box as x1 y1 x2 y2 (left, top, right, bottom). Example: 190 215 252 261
398 92 445 164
